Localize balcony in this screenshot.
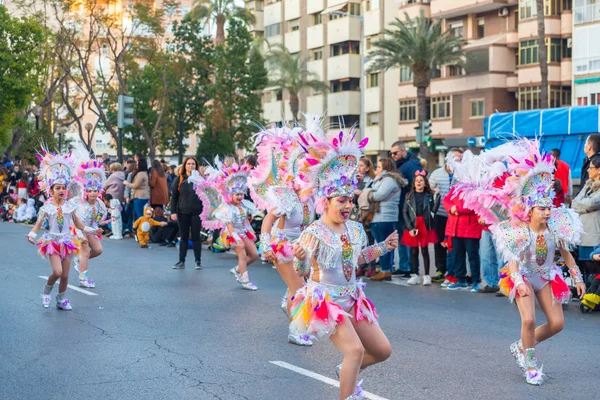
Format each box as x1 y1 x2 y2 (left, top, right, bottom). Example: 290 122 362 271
364 10 380 37
430 73 509 94
430 0 515 19
284 30 301 53
399 1 431 20
327 16 361 44
561 60 572 84
365 87 380 113
307 94 325 115
561 12 572 36
328 91 361 116
264 1 282 26
308 0 325 14
263 100 284 123
574 5 600 25
284 0 301 20
506 74 518 90
327 54 361 81
250 11 264 31
307 59 324 81
307 24 324 49
518 65 563 85
574 56 600 76
264 34 283 51
519 18 562 40
364 126 382 152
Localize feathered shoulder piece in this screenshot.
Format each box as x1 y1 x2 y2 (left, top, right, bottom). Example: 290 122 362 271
187 169 225 230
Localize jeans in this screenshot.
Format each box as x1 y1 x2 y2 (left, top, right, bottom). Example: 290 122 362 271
133 198 149 222
453 237 481 284
177 212 202 263
433 215 448 275
370 221 396 273
480 230 502 288
396 218 411 272
446 247 456 277
123 202 134 232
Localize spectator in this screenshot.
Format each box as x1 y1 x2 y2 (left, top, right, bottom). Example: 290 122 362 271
149 159 168 209
369 158 405 281
170 157 203 270
2 152 10 167
443 185 483 291
17 173 29 200
124 157 150 223
166 165 176 193
245 154 258 170
0 167 7 193
355 157 377 277
580 134 600 190
9 164 22 189
224 155 236 167
123 159 136 235
429 148 462 283
402 171 440 286
390 140 423 277
572 154 600 277
551 149 573 204
150 207 179 246
104 162 126 203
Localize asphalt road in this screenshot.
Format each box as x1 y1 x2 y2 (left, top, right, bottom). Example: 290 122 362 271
1 222 598 400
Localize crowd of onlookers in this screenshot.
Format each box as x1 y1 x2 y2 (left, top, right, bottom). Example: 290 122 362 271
3 135 600 298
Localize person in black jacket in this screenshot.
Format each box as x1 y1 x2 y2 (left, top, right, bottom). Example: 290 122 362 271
170 157 203 270
401 171 440 286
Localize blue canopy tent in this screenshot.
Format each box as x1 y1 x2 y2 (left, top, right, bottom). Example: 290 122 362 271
484 106 600 181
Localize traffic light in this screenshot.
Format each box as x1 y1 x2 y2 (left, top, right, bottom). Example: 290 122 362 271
421 120 432 147
117 94 134 128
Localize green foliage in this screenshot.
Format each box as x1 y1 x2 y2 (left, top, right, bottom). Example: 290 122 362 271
196 123 235 161
0 6 45 147
13 119 58 165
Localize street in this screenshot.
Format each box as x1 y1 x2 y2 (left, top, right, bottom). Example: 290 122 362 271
1 222 598 400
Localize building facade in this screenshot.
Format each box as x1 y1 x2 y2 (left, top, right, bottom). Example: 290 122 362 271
573 0 600 106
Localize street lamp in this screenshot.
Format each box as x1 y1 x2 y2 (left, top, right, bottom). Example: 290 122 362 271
85 123 93 152
329 10 365 141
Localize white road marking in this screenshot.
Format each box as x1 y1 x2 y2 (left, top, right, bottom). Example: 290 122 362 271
383 278 409 286
270 361 389 400
38 276 98 296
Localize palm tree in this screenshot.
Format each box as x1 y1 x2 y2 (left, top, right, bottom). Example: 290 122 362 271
191 0 255 45
536 0 548 108
265 44 329 122
366 10 466 126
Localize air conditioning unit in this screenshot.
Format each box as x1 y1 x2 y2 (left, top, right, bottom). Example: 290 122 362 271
567 38 572 48
498 7 509 17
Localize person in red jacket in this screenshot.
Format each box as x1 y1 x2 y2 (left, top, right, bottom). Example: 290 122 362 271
443 186 483 291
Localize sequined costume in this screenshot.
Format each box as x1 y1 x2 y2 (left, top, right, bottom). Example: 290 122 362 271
214 200 258 247
75 199 107 239
35 199 82 260
290 220 388 338
495 207 583 302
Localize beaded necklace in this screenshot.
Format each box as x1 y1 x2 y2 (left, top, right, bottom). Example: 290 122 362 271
531 228 548 266
340 233 353 282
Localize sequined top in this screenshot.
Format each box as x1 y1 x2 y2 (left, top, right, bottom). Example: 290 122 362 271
214 200 257 232
38 199 78 236
76 199 107 229
273 199 316 242
297 220 387 287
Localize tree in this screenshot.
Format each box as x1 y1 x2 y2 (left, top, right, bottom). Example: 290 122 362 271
13 119 58 165
0 6 45 149
366 10 466 126
536 0 548 108
265 44 328 123
190 0 255 45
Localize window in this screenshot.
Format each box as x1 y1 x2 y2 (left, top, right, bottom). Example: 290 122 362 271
367 73 379 88
563 0 572 11
288 19 300 32
330 41 360 57
549 38 562 62
102 43 108 56
265 23 281 37
519 86 540 110
330 115 359 126
311 13 322 26
550 86 571 108
562 88 572 106
519 40 539 65
578 97 588 106
469 99 485 119
399 100 417 122
431 96 451 119
562 38 572 59
366 37 372 50
349 3 362 16
276 90 283 101
330 78 360 93
450 22 464 38
430 69 442 79
255 1 264 11
366 0 381 11
520 0 537 19
448 65 465 77
367 112 380 126
477 18 485 39
312 49 323 61
400 66 413 82
590 93 600 105
520 0 565 19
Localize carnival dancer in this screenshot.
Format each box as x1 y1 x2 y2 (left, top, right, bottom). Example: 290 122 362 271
73 158 108 288
290 129 399 400
450 139 586 386
26 148 102 310
249 119 321 346
190 159 259 290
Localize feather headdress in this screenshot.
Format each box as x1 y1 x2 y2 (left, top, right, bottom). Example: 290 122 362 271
36 145 78 195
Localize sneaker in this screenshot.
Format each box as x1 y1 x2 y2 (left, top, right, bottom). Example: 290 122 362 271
56 297 72 310
172 261 185 269
407 274 420 285
391 269 403 276
240 281 258 291
400 272 412 279
441 279 451 287
79 278 96 288
288 333 312 346
370 271 392 281
422 275 432 286
195 261 202 270
365 268 377 278
470 283 483 292
447 282 469 290
525 368 544 386
477 285 499 294
431 271 445 283
41 294 51 308
495 291 506 297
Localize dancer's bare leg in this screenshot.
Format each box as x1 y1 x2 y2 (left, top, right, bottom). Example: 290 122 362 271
330 317 363 400
349 311 392 369
534 283 564 343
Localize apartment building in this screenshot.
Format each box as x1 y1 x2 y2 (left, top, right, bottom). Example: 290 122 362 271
573 0 600 106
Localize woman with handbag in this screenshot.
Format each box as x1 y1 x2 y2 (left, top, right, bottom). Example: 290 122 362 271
354 158 376 277
369 158 406 281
